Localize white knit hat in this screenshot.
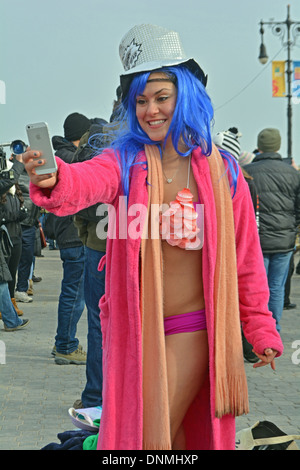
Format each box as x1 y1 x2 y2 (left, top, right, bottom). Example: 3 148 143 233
119 24 207 97
213 127 242 160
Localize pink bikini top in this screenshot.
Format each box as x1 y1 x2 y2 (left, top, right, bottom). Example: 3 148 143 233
159 155 201 250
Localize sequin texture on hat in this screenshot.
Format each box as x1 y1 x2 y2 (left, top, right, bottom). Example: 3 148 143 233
119 24 207 97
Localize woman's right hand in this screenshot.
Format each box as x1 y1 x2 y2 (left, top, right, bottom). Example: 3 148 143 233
22 149 58 189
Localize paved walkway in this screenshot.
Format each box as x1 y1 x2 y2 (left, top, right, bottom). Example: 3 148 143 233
0 247 299 450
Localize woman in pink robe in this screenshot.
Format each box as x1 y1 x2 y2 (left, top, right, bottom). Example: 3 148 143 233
23 25 283 450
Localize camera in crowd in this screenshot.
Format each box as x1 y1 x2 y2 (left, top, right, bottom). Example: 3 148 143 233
0 140 27 179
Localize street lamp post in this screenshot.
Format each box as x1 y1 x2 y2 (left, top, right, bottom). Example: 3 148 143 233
258 4 300 158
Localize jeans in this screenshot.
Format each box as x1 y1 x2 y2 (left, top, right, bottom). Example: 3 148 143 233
81 247 106 408
7 237 22 297
55 246 85 354
16 225 36 292
263 251 293 332
0 282 22 328
284 253 295 305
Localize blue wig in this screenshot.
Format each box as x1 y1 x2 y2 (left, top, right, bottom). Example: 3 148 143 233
91 65 239 197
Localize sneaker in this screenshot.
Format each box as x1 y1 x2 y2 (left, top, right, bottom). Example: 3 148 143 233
55 347 87 365
283 303 297 310
32 275 42 282
15 291 33 303
51 343 84 357
73 399 84 409
4 319 30 331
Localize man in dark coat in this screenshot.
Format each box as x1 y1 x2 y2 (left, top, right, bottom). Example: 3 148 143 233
0 201 29 330
245 128 300 332
50 112 90 365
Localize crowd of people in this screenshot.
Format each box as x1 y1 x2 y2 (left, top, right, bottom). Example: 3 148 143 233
212 126 300 335
1 23 299 450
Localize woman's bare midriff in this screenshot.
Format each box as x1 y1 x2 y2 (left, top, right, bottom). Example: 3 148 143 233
162 242 204 317
162 156 204 317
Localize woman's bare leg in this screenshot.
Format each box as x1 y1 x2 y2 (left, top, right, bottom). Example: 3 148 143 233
165 329 209 449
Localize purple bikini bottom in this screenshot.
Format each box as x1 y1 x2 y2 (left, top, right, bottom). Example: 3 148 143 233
164 309 207 336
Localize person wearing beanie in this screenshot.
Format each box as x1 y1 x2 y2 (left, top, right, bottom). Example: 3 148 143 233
49 113 91 365
257 128 281 153
52 113 91 163
63 112 91 144
245 128 300 332
212 126 242 160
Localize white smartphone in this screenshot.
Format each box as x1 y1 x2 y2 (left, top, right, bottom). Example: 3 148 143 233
26 122 57 175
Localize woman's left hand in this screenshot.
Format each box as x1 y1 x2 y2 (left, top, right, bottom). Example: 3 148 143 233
252 348 278 370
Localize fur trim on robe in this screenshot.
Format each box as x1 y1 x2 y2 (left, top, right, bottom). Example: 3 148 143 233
29 147 283 450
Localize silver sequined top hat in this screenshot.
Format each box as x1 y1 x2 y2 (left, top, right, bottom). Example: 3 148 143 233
119 24 207 98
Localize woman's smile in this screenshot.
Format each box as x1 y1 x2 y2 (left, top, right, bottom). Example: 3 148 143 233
148 119 167 127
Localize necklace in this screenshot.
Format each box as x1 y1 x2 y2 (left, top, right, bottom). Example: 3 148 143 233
161 151 180 184
161 153 191 184
160 154 200 250
161 165 180 184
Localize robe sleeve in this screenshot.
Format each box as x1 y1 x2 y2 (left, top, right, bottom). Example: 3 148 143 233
29 150 121 217
233 170 283 356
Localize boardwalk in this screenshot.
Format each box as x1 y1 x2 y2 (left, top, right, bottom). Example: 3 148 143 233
0 247 299 450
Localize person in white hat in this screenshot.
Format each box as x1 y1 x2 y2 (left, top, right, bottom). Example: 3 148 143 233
212 126 242 161
22 24 282 451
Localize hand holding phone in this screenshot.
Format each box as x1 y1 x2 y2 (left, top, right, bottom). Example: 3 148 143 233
26 122 57 175
22 148 58 189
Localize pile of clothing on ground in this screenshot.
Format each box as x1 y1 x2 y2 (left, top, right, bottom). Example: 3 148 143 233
41 407 101 450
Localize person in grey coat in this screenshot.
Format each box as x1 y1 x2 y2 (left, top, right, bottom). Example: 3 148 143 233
245 128 300 332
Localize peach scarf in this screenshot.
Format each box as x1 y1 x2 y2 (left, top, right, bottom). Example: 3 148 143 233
207 145 249 418
140 144 248 449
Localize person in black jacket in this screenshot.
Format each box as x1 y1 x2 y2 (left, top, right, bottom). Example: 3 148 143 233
0 162 29 331
245 128 300 333
50 112 90 365
0 235 29 331
15 168 41 303
0 153 27 314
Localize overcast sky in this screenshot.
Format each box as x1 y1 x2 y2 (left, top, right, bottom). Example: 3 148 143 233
1 0 300 162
